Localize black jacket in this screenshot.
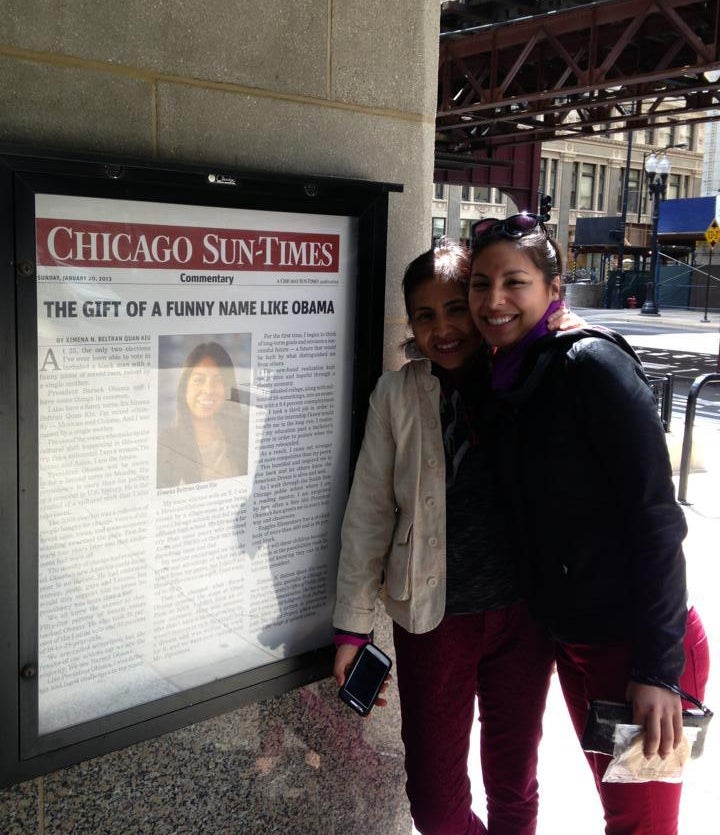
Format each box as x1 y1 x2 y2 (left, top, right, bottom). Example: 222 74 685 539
493 328 688 685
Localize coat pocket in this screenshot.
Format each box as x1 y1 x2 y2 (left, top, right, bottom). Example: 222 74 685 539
384 519 413 601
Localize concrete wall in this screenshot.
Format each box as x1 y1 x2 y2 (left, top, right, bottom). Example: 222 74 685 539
0 2 440 832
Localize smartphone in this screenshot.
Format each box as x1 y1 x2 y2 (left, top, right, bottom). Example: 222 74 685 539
338 642 392 717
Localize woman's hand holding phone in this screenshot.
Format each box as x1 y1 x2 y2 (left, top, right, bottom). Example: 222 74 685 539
335 642 391 714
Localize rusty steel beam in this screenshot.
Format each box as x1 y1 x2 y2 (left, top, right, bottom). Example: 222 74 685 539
441 0 705 58
437 0 720 160
442 85 720 145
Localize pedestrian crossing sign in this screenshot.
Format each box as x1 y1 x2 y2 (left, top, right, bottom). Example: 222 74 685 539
705 219 720 247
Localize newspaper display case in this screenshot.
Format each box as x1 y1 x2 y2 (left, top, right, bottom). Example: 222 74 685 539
0 150 397 787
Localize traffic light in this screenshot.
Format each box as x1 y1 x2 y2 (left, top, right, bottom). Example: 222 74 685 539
539 194 552 221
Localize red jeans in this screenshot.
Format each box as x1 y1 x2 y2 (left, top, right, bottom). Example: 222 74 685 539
555 606 710 835
393 601 554 835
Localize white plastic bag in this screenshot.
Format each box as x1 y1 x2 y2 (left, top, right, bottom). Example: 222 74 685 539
602 724 701 783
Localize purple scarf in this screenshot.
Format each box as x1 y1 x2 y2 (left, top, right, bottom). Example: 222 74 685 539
490 299 564 391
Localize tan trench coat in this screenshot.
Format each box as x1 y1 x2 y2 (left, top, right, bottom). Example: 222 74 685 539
333 357 448 635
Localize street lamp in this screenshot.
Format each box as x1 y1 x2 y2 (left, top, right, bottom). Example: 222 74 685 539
640 152 672 315
636 143 687 223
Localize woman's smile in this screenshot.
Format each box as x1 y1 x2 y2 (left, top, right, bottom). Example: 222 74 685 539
482 314 516 327
433 337 464 354
193 395 221 414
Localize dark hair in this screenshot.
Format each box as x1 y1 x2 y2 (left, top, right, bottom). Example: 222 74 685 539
402 237 471 317
176 341 237 423
471 225 563 285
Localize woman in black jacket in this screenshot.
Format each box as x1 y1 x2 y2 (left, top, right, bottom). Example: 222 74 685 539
467 213 709 835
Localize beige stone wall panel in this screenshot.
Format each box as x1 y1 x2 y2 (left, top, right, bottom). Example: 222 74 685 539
1 0 330 98
0 55 155 154
331 0 439 115
155 81 425 178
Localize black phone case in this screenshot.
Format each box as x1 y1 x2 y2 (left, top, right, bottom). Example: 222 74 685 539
338 644 392 717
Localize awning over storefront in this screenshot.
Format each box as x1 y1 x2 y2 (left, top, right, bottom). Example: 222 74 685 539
574 197 720 251
573 216 648 253
658 196 720 235
574 216 624 246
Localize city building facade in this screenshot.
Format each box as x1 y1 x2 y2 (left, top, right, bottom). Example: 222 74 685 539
432 122 707 286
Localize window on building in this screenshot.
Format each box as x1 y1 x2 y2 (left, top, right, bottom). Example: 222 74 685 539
461 185 471 201
597 165 606 212
579 163 596 210
667 173 681 200
539 158 558 211
548 159 558 203
434 183 445 200
474 186 491 202
618 168 642 214
570 162 579 209
459 219 472 241
432 216 446 240
656 126 672 148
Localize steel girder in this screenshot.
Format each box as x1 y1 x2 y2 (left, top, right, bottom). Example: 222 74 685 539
436 0 720 186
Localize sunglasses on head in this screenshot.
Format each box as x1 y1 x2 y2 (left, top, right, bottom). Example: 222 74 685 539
471 212 545 240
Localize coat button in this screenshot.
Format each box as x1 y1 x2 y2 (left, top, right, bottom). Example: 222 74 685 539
428 536 438 547
424 380 436 392
427 457 437 468
427 576 438 588
425 496 436 508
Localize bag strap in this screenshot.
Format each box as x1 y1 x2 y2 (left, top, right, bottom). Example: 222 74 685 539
643 674 713 716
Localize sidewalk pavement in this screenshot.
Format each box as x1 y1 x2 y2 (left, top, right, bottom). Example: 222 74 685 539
576 305 720 363
572 305 720 334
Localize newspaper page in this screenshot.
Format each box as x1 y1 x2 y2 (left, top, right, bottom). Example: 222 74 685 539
34 194 357 734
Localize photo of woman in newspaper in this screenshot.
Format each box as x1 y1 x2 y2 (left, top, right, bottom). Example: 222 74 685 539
157 338 250 488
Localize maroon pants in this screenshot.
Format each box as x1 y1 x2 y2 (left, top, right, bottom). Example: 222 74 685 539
556 607 710 835
393 602 555 835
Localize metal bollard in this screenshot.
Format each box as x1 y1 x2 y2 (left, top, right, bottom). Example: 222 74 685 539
647 373 673 432
677 373 720 504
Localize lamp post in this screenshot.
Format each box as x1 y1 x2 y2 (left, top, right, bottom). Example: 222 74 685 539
640 151 672 315
636 142 687 224
612 130 634 309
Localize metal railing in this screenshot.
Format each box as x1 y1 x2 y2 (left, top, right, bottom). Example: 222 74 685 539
677 373 720 504
647 373 674 432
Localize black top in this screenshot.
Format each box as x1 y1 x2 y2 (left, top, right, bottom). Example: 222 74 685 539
436 365 519 614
